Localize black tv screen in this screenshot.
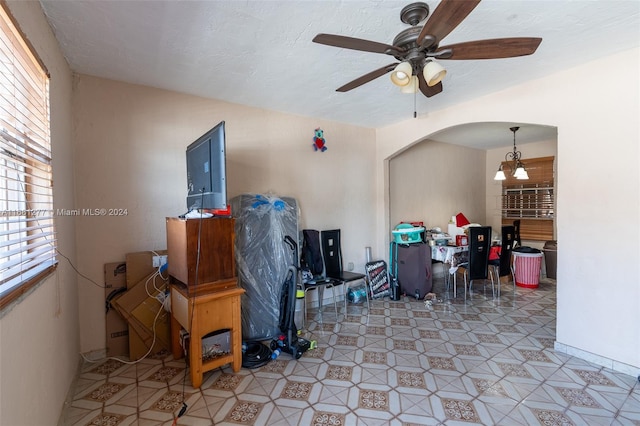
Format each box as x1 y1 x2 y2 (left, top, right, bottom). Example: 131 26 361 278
186 121 227 211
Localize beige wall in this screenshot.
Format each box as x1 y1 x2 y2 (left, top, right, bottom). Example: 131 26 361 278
0 1 78 425
376 48 640 376
72 75 377 352
389 140 486 232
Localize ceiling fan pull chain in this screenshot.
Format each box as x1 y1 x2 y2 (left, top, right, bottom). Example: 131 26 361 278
413 88 417 118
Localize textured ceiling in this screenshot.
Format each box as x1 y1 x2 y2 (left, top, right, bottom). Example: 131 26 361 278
39 0 639 147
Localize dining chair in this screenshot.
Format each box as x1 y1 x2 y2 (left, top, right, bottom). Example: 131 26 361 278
513 220 522 249
300 229 338 326
455 226 493 300
321 229 368 313
489 225 516 296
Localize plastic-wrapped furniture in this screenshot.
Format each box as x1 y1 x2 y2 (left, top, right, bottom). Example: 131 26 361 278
231 194 299 340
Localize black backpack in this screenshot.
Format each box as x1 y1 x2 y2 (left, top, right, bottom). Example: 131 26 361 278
300 229 323 277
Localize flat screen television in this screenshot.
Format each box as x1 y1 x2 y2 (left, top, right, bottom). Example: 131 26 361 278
186 121 228 212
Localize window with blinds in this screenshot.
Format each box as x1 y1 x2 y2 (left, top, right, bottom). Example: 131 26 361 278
501 156 555 241
0 4 56 309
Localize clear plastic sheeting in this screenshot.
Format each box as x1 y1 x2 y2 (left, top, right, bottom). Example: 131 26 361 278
231 193 299 341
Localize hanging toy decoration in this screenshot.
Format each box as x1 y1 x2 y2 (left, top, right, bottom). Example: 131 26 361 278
312 128 327 152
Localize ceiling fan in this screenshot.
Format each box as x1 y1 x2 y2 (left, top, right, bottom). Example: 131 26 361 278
312 0 542 98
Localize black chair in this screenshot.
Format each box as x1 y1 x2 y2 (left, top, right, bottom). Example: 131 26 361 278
321 229 368 312
455 226 493 300
489 225 516 296
513 220 521 249
301 229 338 326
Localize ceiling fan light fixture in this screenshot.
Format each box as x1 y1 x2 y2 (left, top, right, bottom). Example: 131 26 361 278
313 2 542 100
423 60 446 87
390 61 412 86
400 75 419 93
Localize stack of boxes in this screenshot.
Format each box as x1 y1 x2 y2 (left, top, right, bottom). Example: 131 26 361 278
104 250 170 360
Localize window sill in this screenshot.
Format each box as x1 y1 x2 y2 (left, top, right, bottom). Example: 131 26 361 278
0 264 58 313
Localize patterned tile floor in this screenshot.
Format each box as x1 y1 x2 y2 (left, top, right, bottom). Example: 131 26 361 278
59 277 640 425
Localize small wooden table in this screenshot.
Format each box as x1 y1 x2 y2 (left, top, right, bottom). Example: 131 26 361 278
170 282 244 388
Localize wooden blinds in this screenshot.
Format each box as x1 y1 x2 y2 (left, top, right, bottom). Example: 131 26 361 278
0 4 56 307
501 156 555 241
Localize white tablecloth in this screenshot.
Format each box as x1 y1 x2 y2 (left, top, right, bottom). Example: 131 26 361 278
431 245 469 274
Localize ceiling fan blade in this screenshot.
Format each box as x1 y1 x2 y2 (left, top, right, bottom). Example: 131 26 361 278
437 37 543 59
313 34 399 55
417 0 481 45
337 63 398 92
417 72 443 98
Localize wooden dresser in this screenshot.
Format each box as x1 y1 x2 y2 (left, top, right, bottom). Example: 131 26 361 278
166 217 244 388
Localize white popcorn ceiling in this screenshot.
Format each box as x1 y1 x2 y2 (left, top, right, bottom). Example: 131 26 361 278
39 1 639 147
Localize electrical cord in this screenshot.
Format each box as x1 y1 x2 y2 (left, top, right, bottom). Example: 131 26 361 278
84 263 171 366
54 248 105 288
105 287 126 313
241 342 272 369
177 189 206 421
81 282 165 365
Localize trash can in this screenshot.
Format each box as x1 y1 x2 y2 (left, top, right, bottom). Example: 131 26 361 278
512 249 543 288
543 240 557 279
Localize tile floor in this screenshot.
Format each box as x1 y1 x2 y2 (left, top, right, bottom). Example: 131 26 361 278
59 277 640 425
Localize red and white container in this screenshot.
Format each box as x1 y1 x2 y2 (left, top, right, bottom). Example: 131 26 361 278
456 235 468 246
512 252 543 288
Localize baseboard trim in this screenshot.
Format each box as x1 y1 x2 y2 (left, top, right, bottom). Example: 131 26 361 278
554 341 640 378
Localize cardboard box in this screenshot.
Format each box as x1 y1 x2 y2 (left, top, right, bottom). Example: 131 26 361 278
112 270 170 360
104 262 129 357
125 250 167 360
125 250 168 289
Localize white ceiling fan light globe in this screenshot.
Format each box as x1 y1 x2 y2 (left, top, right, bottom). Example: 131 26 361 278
400 75 419 93
423 60 446 87
390 62 412 86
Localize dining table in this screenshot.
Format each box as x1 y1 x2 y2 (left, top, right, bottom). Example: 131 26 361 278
430 243 469 290
431 244 469 273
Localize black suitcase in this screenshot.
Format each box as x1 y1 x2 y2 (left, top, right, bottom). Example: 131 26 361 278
393 242 432 299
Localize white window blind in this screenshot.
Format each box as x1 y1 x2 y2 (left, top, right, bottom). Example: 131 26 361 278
0 4 56 307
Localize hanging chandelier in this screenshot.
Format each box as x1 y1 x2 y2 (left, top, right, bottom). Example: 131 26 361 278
494 126 529 180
